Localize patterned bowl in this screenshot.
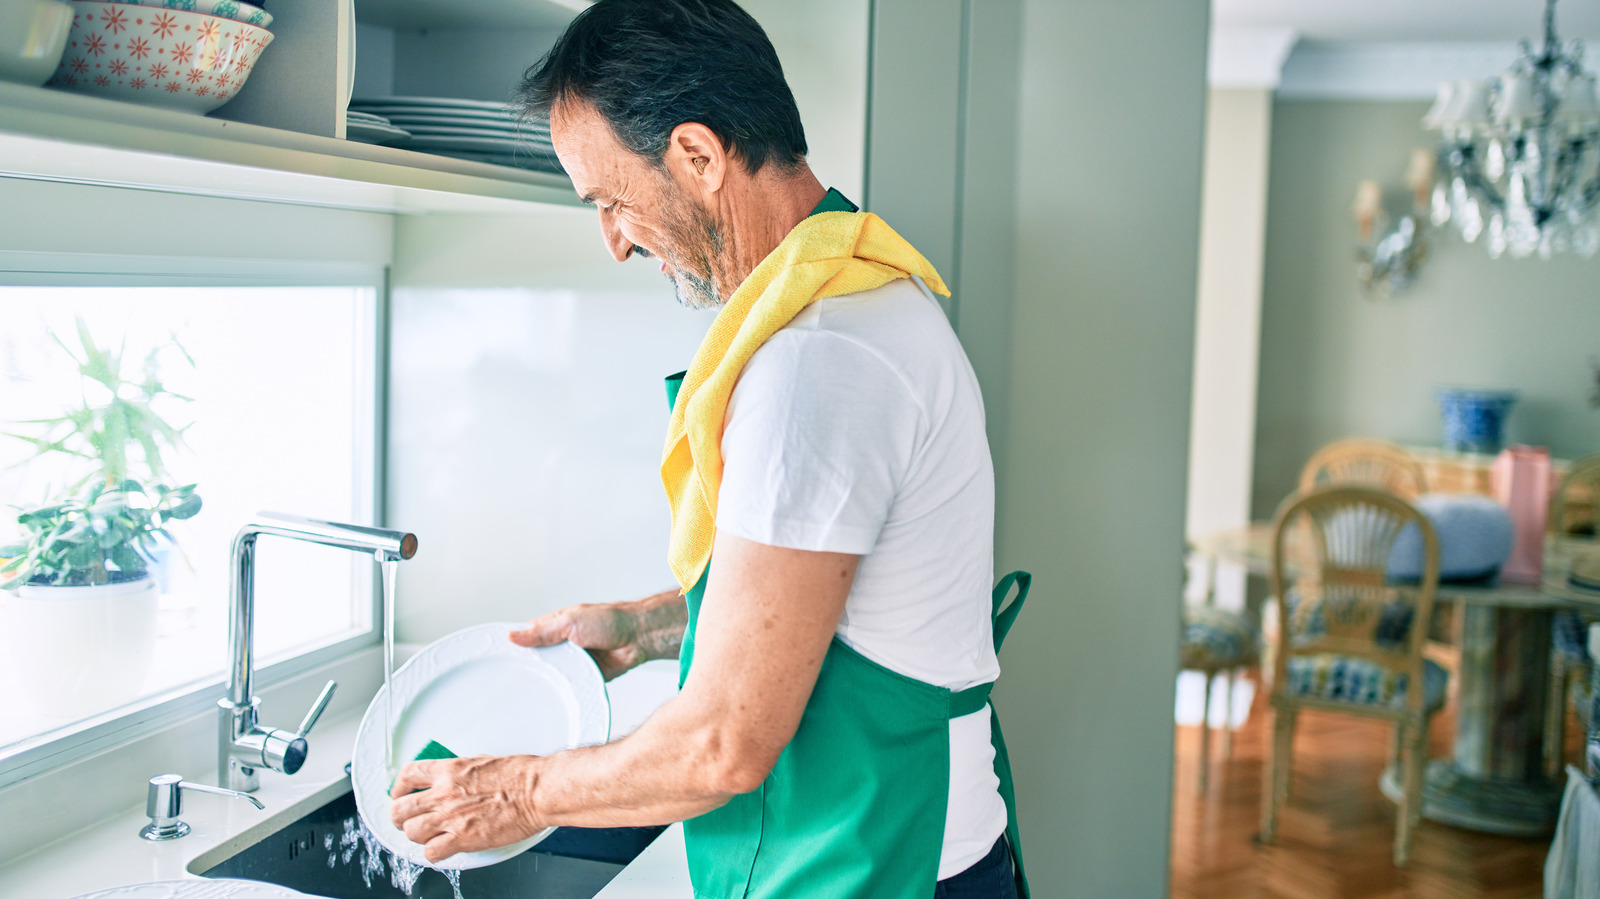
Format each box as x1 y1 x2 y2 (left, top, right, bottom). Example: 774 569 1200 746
106 0 271 30
47 1 272 115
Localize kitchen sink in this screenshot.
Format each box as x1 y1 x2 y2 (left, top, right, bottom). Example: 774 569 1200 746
192 785 665 899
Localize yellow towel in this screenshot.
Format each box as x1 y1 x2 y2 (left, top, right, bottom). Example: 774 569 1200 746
661 210 949 591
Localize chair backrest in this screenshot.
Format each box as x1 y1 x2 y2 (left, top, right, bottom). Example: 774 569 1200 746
1269 486 1440 719
1551 453 1600 537
1299 439 1427 501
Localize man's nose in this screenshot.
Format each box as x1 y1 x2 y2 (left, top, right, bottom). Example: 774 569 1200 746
600 212 634 263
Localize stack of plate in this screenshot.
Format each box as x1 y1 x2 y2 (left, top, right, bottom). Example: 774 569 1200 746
345 111 410 146
348 96 562 174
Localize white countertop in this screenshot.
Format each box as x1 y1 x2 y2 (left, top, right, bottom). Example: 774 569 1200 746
0 708 692 898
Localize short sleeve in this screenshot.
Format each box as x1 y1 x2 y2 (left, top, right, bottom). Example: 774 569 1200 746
715 329 923 555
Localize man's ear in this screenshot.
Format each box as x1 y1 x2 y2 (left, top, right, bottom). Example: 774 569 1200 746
664 122 727 198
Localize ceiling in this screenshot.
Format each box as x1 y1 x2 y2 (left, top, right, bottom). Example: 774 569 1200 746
1214 0 1600 42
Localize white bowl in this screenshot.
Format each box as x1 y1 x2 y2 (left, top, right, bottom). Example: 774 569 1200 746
106 0 271 29
47 1 273 115
0 0 74 86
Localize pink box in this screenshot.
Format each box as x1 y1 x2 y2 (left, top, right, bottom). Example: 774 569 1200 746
1491 446 1551 583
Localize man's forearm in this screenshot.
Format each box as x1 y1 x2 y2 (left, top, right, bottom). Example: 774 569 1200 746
517 691 744 829
627 588 689 663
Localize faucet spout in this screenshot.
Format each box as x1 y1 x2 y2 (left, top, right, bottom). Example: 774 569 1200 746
220 512 417 791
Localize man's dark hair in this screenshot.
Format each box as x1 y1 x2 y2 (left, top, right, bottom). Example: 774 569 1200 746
514 0 808 175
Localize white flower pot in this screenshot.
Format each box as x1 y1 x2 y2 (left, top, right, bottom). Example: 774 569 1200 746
1 576 159 719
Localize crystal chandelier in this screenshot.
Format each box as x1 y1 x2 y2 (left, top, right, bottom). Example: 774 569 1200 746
1424 0 1600 260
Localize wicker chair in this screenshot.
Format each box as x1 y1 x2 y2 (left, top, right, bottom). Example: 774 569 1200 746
1260 487 1446 867
1180 558 1259 795
1547 453 1600 777
1299 438 1427 501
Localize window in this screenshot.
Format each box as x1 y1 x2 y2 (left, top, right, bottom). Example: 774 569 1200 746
0 283 381 764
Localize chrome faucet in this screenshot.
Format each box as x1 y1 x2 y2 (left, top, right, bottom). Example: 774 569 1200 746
220 512 418 792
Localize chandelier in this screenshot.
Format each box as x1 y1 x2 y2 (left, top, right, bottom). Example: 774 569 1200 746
1424 0 1600 260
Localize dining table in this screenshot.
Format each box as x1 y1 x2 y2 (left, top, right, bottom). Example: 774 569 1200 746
1190 524 1600 837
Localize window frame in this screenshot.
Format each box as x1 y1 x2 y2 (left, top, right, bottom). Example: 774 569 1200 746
0 251 391 788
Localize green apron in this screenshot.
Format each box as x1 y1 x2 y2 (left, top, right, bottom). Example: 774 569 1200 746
665 372 1032 898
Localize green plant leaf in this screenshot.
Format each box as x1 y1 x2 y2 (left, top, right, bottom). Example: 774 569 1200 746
167 494 202 520
0 543 26 556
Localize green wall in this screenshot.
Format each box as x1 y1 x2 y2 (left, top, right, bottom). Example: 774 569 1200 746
999 1 1206 894
1252 99 1600 519
867 2 1208 893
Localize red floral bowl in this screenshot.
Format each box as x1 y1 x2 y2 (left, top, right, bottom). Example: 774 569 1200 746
47 0 272 115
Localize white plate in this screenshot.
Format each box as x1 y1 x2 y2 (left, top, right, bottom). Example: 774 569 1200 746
352 623 608 870
368 112 538 129
71 881 307 899
351 96 514 113
346 120 411 145
355 106 525 122
401 125 551 142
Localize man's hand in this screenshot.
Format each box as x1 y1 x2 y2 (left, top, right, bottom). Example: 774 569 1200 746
389 756 543 863
511 590 686 680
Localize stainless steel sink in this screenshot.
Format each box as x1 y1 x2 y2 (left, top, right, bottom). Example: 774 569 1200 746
191 784 665 899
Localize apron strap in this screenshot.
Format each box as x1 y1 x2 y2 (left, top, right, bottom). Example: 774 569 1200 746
991 570 1031 653
988 570 1033 899
949 681 992 718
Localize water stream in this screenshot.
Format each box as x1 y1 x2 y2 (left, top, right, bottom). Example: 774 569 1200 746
328 815 464 899
361 555 465 899
381 555 399 774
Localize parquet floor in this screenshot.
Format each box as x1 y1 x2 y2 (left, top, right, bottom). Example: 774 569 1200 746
1170 671 1575 899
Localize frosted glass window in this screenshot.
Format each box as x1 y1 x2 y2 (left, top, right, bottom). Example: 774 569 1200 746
0 286 378 752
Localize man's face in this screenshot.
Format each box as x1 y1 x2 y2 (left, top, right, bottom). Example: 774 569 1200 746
550 100 725 310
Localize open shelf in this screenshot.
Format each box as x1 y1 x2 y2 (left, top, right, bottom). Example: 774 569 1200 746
0 81 579 213
0 0 586 213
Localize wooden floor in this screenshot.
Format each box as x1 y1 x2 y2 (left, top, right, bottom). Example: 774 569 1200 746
1170 672 1573 899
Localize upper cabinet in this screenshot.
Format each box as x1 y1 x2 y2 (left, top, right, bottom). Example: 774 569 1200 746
0 0 585 213
0 0 870 216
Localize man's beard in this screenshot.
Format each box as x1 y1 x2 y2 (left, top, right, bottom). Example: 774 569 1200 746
653 184 726 311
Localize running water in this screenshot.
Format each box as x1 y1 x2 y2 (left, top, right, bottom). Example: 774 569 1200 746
328 815 465 899
349 554 465 899
381 555 399 774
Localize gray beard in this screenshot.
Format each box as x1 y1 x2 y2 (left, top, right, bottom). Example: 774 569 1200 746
661 188 727 311
672 267 722 311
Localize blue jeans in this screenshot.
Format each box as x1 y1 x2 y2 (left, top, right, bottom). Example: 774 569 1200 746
935 836 1020 899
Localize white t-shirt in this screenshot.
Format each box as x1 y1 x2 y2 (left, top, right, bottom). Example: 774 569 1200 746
715 275 1006 880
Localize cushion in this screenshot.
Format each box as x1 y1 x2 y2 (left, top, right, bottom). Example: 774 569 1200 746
1284 588 1416 650
1180 605 1258 670
1555 610 1594 666
1285 654 1448 710
1387 493 1514 583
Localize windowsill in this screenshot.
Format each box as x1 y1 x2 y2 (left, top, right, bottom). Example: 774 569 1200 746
0 601 368 760
0 643 388 863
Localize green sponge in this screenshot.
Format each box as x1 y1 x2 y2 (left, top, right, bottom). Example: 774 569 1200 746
390 739 458 793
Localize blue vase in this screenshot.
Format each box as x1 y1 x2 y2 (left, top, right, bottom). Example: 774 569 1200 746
1436 388 1518 454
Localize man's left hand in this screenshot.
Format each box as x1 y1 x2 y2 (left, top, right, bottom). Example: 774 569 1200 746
389 756 544 862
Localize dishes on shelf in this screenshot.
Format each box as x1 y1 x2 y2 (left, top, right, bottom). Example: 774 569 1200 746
47 1 274 115
345 110 409 145
105 0 271 28
349 96 562 174
0 0 74 87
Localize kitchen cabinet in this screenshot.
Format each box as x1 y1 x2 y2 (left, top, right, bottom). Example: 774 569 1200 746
0 0 585 213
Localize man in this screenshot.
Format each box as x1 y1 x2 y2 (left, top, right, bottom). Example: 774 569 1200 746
389 1 1027 895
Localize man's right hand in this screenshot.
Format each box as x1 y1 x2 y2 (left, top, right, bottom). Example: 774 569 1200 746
510 589 687 681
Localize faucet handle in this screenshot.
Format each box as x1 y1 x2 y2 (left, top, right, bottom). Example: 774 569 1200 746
260 679 338 776
141 773 263 841
297 679 339 738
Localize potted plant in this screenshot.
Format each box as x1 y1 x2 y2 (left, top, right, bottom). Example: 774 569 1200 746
0 318 201 717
